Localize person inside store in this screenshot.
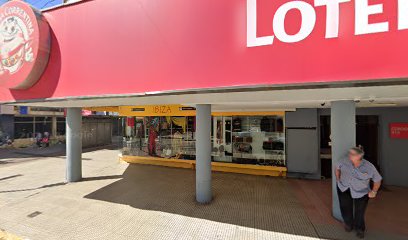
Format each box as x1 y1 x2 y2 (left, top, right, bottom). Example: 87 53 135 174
42 132 50 148
35 132 43 148
148 118 159 156
335 146 382 239
136 122 144 151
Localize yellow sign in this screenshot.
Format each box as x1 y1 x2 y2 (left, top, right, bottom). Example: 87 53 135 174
119 105 196 117
90 104 285 117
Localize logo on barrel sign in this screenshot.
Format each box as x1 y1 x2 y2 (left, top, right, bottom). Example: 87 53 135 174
0 15 34 75
0 0 50 90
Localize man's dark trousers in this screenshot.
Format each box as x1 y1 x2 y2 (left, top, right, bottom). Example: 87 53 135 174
337 186 369 232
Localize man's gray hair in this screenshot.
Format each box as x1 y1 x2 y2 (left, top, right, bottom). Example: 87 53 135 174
350 145 365 157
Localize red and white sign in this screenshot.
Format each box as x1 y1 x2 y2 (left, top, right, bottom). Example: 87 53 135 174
247 0 408 47
390 123 408 139
0 0 50 90
0 0 408 102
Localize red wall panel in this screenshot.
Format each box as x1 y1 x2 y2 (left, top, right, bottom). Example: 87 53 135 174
390 123 408 139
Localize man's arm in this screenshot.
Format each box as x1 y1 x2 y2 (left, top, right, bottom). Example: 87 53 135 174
372 181 381 192
369 181 381 198
369 166 383 198
335 168 341 182
335 161 343 182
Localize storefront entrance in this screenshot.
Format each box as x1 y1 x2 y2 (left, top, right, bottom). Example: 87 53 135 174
320 115 379 179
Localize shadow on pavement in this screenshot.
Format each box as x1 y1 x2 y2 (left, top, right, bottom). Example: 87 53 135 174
84 164 320 238
0 174 23 181
82 175 123 182
0 182 67 193
0 175 123 194
0 144 120 167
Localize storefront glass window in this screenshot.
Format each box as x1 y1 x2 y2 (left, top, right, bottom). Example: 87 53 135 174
122 116 196 159
57 117 66 136
14 116 59 139
14 117 34 139
121 114 286 167
35 117 52 135
212 116 285 166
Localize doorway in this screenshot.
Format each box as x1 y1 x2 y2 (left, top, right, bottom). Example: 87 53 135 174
356 115 379 168
320 115 379 178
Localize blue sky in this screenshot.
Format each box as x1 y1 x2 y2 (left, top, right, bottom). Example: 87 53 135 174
0 0 64 9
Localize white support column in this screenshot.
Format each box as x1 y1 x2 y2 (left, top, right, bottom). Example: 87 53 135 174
196 104 212 203
331 101 356 220
66 108 82 182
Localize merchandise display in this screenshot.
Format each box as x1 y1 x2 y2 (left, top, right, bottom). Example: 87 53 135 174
211 115 285 166
122 114 286 167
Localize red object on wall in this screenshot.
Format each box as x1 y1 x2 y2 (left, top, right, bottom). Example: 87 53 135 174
81 110 92 116
126 118 135 127
390 123 408 139
63 109 93 117
0 1 50 90
1 0 408 102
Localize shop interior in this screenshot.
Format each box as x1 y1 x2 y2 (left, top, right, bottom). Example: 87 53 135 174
121 113 286 167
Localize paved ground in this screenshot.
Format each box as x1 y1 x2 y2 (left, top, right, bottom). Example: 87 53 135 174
291 179 408 239
0 147 407 240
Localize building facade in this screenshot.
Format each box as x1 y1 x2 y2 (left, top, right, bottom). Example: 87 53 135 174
0 106 65 146
0 105 118 148
0 0 408 219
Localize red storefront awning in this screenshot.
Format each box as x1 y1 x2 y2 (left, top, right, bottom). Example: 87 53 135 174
1 0 408 103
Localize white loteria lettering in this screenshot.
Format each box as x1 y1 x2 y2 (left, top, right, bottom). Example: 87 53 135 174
247 0 274 47
355 0 388 35
273 1 316 43
315 0 350 38
398 0 408 30
247 0 405 47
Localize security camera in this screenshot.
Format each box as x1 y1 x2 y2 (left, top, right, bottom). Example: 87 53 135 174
320 102 326 107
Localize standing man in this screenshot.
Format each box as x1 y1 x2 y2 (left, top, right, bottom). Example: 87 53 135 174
335 146 382 239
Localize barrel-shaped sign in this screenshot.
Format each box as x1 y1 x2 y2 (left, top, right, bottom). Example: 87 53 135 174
0 0 50 90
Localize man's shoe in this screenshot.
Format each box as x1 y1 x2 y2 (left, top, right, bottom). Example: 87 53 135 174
356 231 365 239
344 225 353 232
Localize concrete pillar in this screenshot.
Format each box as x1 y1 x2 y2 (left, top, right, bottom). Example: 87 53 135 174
51 116 57 138
66 108 82 182
33 116 36 138
331 101 356 220
196 104 212 203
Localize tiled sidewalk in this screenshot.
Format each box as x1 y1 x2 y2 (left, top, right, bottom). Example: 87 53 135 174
290 179 408 240
0 149 406 240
